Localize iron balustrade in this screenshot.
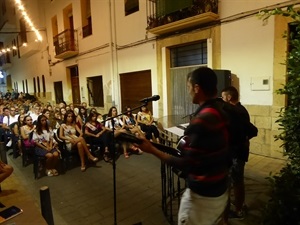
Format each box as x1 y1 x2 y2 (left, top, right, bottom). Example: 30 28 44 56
159 129 186 225
146 0 218 30
53 29 78 56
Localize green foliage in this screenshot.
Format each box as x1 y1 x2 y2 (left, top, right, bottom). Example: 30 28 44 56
263 165 300 225
259 6 300 225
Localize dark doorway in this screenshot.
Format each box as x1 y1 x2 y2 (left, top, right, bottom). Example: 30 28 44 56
120 70 152 112
87 76 104 107
69 66 81 104
54 81 63 104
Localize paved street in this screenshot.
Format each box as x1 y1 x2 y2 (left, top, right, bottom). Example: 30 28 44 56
1 150 286 225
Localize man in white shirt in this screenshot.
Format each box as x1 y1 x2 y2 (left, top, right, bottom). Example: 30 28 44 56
2 107 19 146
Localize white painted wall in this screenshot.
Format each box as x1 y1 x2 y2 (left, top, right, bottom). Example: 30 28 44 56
221 16 275 105
219 0 287 18
218 1 287 105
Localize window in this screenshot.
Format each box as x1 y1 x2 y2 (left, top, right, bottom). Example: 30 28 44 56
33 77 36 93
87 76 104 107
25 79 28 93
12 39 17 57
169 41 208 117
51 16 58 37
42 75 46 97
42 75 46 92
22 80 25 93
37 76 40 93
19 18 27 45
1 0 6 15
170 41 207 67
81 0 92 37
125 0 139 16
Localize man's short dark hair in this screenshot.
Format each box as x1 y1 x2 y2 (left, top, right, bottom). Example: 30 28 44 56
187 67 218 97
222 86 239 102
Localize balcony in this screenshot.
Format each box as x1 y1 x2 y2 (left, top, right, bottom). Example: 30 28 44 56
53 29 78 59
146 0 219 35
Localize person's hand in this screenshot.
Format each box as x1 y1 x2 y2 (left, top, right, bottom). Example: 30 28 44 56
69 139 76 144
0 161 6 169
136 136 155 154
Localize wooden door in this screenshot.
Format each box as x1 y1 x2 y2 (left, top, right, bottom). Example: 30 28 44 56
120 70 152 113
70 66 80 104
54 81 63 104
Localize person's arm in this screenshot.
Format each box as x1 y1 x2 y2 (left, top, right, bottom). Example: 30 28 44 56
122 116 127 129
76 116 83 128
104 119 113 131
84 123 97 137
20 126 27 139
49 135 53 150
13 124 19 137
2 116 10 130
32 132 48 151
137 137 184 168
59 124 68 141
75 124 83 137
149 111 154 124
137 113 144 124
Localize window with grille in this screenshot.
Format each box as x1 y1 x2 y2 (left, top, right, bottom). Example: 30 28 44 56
169 41 208 117
170 41 207 67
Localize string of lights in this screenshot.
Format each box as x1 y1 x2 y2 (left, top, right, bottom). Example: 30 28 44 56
0 0 43 55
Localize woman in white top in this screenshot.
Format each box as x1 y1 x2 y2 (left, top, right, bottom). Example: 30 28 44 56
104 106 133 158
32 115 60 176
137 106 160 143
105 106 124 130
20 115 36 148
59 110 98 171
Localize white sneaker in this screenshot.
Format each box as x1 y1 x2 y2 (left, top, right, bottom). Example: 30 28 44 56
6 139 12 147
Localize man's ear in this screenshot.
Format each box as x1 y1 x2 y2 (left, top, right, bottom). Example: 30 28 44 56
227 94 232 101
194 84 200 93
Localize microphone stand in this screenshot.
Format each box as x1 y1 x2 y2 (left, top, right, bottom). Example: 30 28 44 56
102 101 148 225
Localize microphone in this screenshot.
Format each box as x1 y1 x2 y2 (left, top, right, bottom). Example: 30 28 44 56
139 95 160 103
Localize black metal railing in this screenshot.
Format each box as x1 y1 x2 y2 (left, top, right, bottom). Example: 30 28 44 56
146 0 218 30
53 29 78 55
159 129 186 225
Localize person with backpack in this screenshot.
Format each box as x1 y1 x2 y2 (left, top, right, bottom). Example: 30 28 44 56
137 67 230 225
221 86 258 222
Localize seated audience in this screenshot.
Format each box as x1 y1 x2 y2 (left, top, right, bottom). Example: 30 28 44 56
122 106 143 156
137 106 160 143
84 112 111 159
32 115 60 177
20 115 36 148
105 106 129 158
59 110 98 172
12 114 25 155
